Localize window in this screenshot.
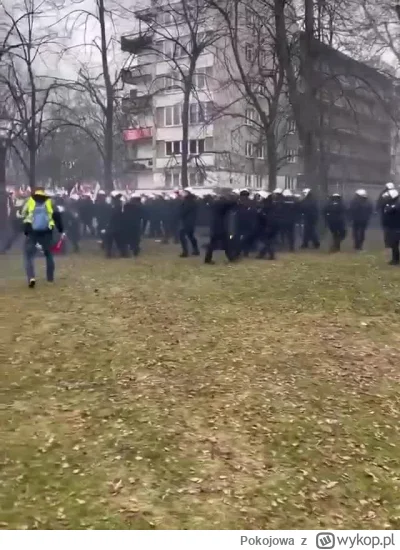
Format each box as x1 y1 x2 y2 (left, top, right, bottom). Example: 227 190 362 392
165 141 181 155
286 149 297 163
254 175 263 189
162 40 174 59
189 139 205 154
189 171 205 186
288 119 296 134
193 72 206 90
245 141 254 157
285 176 296 190
255 144 265 159
245 8 257 34
245 174 252 187
162 11 174 24
164 104 182 126
245 43 254 62
245 108 257 127
165 139 204 156
163 72 180 91
165 171 180 188
189 102 211 124
259 49 268 67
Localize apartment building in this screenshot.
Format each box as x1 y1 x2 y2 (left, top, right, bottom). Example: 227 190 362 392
120 0 298 191
293 33 394 198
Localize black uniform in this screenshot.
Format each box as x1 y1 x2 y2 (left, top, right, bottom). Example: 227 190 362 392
178 194 199 257
124 198 143 256
255 196 279 260
324 195 347 252
300 192 320 249
382 196 400 264
63 207 81 253
205 197 236 264
232 195 255 257
348 195 372 250
104 197 127 257
280 194 299 252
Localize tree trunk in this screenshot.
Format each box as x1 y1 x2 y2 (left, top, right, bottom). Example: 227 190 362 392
0 142 8 236
104 104 114 191
181 84 191 189
181 61 196 189
274 0 320 193
98 0 114 192
29 145 36 189
266 127 278 191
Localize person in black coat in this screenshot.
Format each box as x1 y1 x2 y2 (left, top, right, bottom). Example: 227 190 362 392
323 194 347 252
382 189 400 265
348 189 373 250
104 194 127 257
204 192 237 264
243 192 279 260
178 189 199 257
280 189 299 252
124 196 143 256
232 189 255 257
300 188 320 249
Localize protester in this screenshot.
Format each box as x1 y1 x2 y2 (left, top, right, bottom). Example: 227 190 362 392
21 187 64 288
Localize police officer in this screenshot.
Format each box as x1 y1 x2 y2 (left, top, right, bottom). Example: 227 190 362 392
104 193 127 257
124 196 143 257
323 193 347 252
178 188 199 258
382 189 400 265
280 189 298 252
300 188 320 249
348 189 373 251
204 191 237 264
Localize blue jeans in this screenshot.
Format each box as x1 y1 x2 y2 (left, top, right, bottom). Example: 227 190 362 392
24 232 55 282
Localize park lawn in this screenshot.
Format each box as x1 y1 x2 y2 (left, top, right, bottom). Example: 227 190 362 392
1 246 400 529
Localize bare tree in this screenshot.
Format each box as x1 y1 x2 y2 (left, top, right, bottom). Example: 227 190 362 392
0 0 71 188
58 0 129 191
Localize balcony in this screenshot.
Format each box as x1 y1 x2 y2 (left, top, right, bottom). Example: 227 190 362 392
121 93 152 114
121 66 152 85
123 127 153 142
121 33 153 55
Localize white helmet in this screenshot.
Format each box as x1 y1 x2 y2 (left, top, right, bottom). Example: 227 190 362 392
388 189 399 200
282 189 292 197
258 191 269 199
385 182 395 190
273 187 283 194
302 188 311 195
355 189 367 197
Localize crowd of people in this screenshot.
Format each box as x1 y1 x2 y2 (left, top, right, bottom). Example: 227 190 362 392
3 181 400 287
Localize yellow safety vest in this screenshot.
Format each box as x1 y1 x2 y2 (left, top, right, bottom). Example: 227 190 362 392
22 197 55 230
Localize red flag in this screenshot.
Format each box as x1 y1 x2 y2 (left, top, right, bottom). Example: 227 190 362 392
51 235 65 254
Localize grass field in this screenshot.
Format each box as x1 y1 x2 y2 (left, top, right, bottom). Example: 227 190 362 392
1 243 400 529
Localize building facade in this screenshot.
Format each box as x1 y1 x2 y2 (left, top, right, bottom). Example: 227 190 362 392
119 2 394 195
295 33 394 198
119 0 298 191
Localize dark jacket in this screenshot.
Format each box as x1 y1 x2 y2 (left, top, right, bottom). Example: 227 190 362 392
123 200 143 230
348 197 373 225
209 198 237 233
300 194 319 223
383 200 400 231
179 195 198 228
324 197 346 227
